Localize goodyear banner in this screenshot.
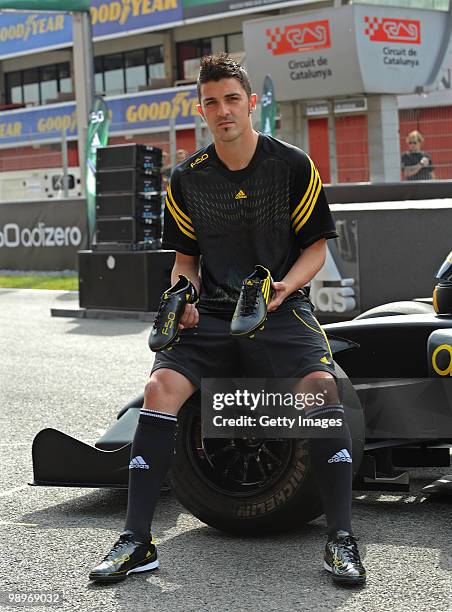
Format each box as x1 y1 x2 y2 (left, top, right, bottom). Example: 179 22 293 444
0 87 198 147
0 0 183 58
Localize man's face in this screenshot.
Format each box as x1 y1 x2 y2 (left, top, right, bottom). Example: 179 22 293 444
197 78 256 143
408 138 421 152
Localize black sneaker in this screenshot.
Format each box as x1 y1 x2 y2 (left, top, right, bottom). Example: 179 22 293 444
89 531 159 583
230 265 274 337
324 530 366 586
148 275 198 352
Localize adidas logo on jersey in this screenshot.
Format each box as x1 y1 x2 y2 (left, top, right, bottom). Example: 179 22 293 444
129 455 150 469
328 449 352 463
235 189 247 199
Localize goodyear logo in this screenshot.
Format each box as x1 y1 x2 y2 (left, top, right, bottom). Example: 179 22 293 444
0 122 22 138
126 91 197 124
190 153 209 168
90 0 178 27
37 112 77 135
0 14 65 44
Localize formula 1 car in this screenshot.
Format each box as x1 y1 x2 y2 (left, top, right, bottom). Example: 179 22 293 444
31 252 452 534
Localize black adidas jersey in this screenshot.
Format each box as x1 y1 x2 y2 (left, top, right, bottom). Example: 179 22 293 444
163 133 338 312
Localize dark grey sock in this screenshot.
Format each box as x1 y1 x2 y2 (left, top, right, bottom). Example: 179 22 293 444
124 409 177 542
308 404 353 536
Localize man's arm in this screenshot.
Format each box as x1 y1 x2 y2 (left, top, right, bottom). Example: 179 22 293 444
268 239 326 312
403 163 423 179
172 252 201 293
172 252 201 329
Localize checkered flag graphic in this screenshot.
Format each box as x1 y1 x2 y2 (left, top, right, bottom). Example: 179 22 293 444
364 16 381 38
266 27 283 51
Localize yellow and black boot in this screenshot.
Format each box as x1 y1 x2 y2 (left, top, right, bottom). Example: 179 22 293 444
148 275 198 352
230 265 274 338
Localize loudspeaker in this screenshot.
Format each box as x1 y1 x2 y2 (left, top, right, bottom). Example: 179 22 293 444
96 169 162 195
78 250 175 311
96 193 162 220
97 144 162 171
96 218 162 244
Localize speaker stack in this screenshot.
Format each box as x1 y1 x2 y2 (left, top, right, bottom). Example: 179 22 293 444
94 143 163 249
78 143 174 311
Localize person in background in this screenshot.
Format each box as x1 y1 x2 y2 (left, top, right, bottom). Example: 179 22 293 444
401 130 436 181
161 150 172 190
175 148 189 164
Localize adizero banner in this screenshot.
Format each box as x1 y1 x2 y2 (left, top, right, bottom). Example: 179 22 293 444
0 199 87 270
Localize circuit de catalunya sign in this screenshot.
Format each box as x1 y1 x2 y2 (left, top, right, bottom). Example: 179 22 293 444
244 4 451 99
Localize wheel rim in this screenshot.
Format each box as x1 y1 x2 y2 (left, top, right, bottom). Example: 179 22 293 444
184 412 296 496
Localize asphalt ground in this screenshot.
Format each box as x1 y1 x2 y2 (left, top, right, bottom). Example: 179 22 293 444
1 289 451 612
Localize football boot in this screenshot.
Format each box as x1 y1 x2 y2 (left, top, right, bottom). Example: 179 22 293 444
148 275 198 352
89 531 159 583
230 265 274 337
324 530 366 586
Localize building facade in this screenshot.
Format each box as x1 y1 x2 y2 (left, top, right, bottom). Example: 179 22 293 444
0 0 450 200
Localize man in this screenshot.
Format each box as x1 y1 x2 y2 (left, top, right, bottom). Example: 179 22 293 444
401 130 435 181
89 54 366 587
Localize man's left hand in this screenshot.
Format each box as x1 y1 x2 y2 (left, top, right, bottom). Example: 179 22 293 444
268 281 290 312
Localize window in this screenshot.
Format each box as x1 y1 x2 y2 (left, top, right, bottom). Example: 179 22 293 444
95 46 165 95
5 72 21 105
103 53 124 96
147 47 165 81
176 34 243 81
40 65 58 103
4 62 72 106
125 49 147 92
177 38 212 80
58 63 72 94
22 69 40 105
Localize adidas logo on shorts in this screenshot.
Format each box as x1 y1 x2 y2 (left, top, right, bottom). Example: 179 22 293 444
328 449 352 464
129 455 150 469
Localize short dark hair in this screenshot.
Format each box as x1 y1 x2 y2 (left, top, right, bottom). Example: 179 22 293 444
197 53 252 102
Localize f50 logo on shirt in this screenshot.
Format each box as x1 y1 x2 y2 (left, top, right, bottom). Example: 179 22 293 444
190 153 209 168
266 20 331 56
364 16 421 44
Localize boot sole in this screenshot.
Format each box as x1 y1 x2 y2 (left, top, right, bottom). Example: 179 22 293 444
324 561 366 586
89 559 159 583
230 315 269 338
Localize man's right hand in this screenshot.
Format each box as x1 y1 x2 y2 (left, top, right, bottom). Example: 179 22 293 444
179 303 199 329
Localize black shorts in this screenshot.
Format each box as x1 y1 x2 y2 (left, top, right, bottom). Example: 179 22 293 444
151 297 336 387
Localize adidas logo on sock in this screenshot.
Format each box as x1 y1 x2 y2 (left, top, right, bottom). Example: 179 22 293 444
328 449 352 464
129 455 150 470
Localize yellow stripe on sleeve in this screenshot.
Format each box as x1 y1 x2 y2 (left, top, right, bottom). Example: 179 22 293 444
293 177 322 235
292 168 320 229
165 197 197 241
290 157 316 222
167 183 193 226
